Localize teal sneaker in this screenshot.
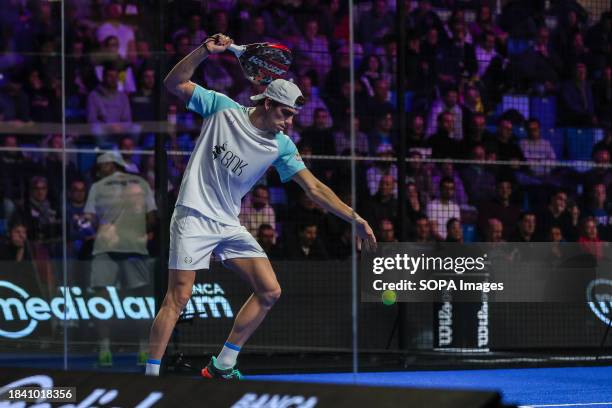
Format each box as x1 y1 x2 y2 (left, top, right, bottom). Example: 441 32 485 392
201 357 243 380
98 350 113 367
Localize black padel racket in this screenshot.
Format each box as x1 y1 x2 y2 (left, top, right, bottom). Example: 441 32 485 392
228 43 292 85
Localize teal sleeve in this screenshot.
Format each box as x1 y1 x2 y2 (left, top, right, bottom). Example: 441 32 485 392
186 84 241 118
273 134 306 183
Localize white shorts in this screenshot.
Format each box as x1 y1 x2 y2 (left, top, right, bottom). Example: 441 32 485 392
168 205 266 270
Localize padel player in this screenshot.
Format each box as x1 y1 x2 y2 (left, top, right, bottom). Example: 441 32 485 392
146 34 377 379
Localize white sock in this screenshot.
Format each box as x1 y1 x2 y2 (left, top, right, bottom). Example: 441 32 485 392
215 342 241 369
145 359 160 376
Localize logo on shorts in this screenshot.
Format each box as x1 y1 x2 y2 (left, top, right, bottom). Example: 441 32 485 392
184 257 193 264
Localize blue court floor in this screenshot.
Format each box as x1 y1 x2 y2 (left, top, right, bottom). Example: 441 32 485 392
249 366 612 407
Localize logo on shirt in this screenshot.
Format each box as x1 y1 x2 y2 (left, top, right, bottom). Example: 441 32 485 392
213 142 249 176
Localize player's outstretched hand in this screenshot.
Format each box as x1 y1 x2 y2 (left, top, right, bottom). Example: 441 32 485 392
357 219 377 252
204 34 233 54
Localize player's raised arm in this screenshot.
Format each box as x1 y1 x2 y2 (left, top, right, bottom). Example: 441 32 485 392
163 33 233 103
292 168 377 251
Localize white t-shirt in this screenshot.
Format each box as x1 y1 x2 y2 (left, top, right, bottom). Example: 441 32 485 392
426 199 461 239
85 171 157 255
176 85 306 226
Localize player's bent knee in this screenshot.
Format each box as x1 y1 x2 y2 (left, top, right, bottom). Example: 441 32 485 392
165 288 192 314
258 286 281 308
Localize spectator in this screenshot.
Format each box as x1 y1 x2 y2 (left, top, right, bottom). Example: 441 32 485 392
22 176 61 246
513 26 563 93
537 190 577 242
519 118 557 176
427 111 460 159
413 214 434 242
286 222 329 260
256 224 281 259
0 220 32 264
431 162 468 206
0 135 32 200
130 67 159 122
84 151 157 366
461 86 485 130
469 4 507 44
487 118 524 163
577 216 602 260
261 0 302 41
476 31 507 100
328 224 353 259
286 190 326 237
562 32 594 78
485 218 504 242
461 113 493 158
478 178 521 241
583 183 611 240
593 65 611 128
96 2 136 60
119 136 140 174
359 54 392 98
0 71 31 123
406 182 426 222
358 0 394 49
238 14 277 45
368 111 397 153
437 20 477 85
410 0 444 36
294 18 332 83
239 185 276 237
294 74 331 130
37 134 79 201
359 78 395 131
172 14 207 49
406 114 430 153
301 108 335 156
93 35 137 94
25 68 60 123
585 11 611 73
461 144 496 204
559 62 597 126
406 150 433 201
333 116 370 156
426 87 463 140
87 62 132 124
445 217 463 243
366 144 397 196
362 175 398 228
426 177 461 240
583 147 612 189
67 179 94 259
378 218 398 243
511 211 537 242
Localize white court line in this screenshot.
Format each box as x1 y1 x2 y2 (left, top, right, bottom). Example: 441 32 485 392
519 403 612 407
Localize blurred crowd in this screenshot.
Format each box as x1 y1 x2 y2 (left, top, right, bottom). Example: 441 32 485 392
0 0 611 275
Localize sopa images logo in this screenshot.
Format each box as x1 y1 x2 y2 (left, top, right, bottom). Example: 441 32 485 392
586 279 612 326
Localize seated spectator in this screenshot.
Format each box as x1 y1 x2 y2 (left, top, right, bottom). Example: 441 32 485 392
378 218 398 243
427 111 460 159
286 190 326 237
130 67 159 122
461 144 496 205
93 35 137 94
406 151 433 201
87 62 132 124
426 177 461 240
21 176 62 246
294 18 332 83
431 162 468 206
583 147 612 189
96 2 136 60
562 32 594 79
301 108 335 156
486 118 524 163
295 74 332 130
519 118 557 177
172 14 207 49
445 218 463 243
461 86 485 130
583 183 612 240
366 144 397 196
484 218 504 242
437 20 477 85
413 214 434 242
511 212 537 242
469 4 507 45
37 134 79 201
119 136 139 174
478 178 521 241
593 65 611 128
357 0 394 49
261 1 302 41
285 222 329 260
537 190 578 241
0 220 32 263
256 224 281 259
362 175 398 228
0 70 31 123
359 54 392 98
559 62 597 126
592 128 612 159
578 216 603 260
406 182 426 222
406 114 429 153
368 111 397 153
25 68 60 123
513 26 563 94
426 87 463 140
240 186 276 237
358 78 395 132
410 0 444 36
460 113 494 158
67 179 94 260
333 116 370 156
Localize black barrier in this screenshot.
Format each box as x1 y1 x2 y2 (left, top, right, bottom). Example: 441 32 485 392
0 367 513 408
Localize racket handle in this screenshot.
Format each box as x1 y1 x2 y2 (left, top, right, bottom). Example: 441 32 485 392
228 43 245 57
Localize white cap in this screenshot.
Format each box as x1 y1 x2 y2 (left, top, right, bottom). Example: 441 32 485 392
97 151 126 167
250 79 305 109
